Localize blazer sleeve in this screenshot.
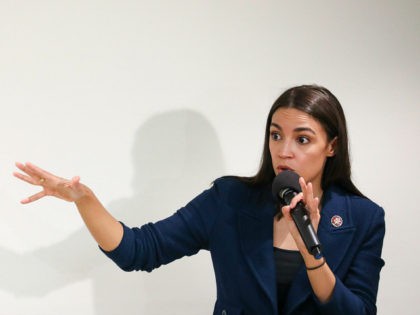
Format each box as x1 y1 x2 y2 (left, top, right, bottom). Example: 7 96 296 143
100 180 223 272
317 204 386 315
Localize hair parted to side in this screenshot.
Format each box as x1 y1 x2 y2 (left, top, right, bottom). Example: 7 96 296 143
241 84 364 198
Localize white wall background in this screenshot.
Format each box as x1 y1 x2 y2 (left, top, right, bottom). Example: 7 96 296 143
0 0 418 314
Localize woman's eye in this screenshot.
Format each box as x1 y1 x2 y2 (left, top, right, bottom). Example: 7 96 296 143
271 132 281 141
297 136 310 144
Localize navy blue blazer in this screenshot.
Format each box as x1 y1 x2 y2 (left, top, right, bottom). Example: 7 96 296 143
103 177 385 315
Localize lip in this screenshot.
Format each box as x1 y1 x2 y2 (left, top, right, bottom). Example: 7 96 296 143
276 165 294 172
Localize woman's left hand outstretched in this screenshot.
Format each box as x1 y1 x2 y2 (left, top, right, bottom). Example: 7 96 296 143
14 161 123 251
14 162 88 204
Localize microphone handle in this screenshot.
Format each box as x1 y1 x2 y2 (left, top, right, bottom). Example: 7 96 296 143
280 189 323 259
290 202 323 259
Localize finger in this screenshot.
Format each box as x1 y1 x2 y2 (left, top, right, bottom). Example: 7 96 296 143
299 177 308 202
21 191 46 204
313 197 320 213
307 196 320 216
299 180 314 210
289 192 303 209
15 162 30 175
63 176 81 190
281 205 293 221
25 162 55 179
299 177 307 194
305 182 315 210
13 171 40 186
15 162 42 180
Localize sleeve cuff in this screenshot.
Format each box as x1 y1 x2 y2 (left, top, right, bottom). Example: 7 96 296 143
98 222 136 270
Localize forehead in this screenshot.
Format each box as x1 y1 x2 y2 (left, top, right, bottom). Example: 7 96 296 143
271 108 324 131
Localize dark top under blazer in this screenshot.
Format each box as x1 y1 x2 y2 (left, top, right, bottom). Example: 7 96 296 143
103 177 385 315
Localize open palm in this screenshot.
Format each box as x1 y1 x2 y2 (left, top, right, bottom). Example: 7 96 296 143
14 162 86 204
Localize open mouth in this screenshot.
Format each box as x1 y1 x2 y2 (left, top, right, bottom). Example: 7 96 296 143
277 166 294 172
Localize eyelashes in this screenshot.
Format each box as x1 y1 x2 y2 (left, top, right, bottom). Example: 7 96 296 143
270 131 311 144
297 136 310 144
270 131 281 141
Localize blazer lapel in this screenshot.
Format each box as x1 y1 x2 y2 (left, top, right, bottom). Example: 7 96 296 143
237 198 277 313
284 186 356 314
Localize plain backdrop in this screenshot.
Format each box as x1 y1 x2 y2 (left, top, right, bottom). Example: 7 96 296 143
1 1 419 314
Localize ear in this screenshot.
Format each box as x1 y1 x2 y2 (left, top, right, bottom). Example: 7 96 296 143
327 137 337 157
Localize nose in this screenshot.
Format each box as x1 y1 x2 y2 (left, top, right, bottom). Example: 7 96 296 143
277 140 294 158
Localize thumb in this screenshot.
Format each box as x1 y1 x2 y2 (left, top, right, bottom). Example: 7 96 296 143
71 176 81 185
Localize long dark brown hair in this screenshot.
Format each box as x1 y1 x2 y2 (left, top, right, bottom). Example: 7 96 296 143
240 84 364 198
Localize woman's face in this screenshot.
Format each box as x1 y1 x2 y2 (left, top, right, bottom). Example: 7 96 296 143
269 108 335 196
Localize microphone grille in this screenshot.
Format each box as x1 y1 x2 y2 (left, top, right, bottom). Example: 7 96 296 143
272 170 301 201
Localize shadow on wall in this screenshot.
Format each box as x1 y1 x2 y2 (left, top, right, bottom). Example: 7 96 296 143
1 109 225 315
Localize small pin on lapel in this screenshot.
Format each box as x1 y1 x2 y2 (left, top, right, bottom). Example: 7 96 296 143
331 215 343 228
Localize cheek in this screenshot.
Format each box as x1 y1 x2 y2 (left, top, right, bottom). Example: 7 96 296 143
268 142 275 158
305 151 327 164
296 151 327 171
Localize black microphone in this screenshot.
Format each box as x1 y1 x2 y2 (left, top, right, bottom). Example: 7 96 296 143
272 170 323 259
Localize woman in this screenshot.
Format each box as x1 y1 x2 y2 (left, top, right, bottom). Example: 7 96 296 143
14 85 385 314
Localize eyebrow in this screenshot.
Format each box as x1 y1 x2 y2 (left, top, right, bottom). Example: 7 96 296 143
270 123 316 135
